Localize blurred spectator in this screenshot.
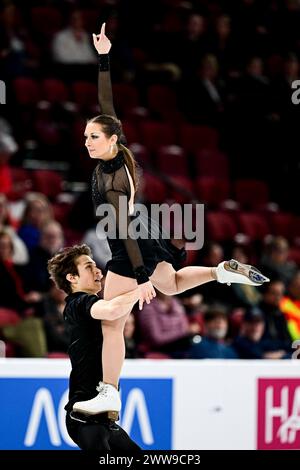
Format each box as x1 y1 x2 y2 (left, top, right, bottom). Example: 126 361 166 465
178 12 209 79
0 4 32 78
42 284 68 353
2 315 47 357
124 313 139 359
180 53 224 125
199 242 237 307
178 292 204 333
259 280 291 352
0 194 28 265
52 9 96 71
233 307 290 359
0 119 18 196
261 237 297 286
105 14 135 82
138 291 194 358
229 245 262 308
0 229 40 312
208 14 237 74
82 224 111 271
25 220 64 292
280 271 300 341
188 306 237 359
18 193 53 251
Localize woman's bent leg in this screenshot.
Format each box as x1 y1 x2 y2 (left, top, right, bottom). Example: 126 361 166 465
102 271 138 388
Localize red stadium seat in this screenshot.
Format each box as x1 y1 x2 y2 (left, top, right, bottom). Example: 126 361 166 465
195 177 230 207
0 309 21 327
179 124 219 154
30 7 62 36
291 216 300 243
72 119 86 150
8 167 32 201
269 212 294 239
139 121 176 151
122 121 139 144
234 179 269 210
288 247 300 266
129 143 151 168
206 211 238 242
195 149 229 178
35 119 61 146
141 172 167 203
112 84 139 117
32 170 63 199
71 82 98 108
168 176 194 203
13 78 40 106
237 212 270 241
41 79 69 103
53 202 73 227
147 85 178 119
156 145 189 176
47 352 68 358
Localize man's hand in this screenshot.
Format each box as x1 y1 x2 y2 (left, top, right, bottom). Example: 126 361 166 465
92 23 111 54
138 281 156 311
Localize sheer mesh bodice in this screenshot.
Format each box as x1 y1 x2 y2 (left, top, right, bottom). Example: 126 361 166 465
91 152 146 277
90 54 186 283
91 55 148 284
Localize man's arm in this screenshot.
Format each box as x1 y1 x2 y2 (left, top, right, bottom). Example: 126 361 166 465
90 288 139 320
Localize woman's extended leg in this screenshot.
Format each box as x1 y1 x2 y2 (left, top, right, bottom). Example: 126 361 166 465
149 259 269 295
150 261 215 295
102 271 138 388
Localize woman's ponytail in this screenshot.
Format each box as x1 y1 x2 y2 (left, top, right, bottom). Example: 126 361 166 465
118 143 138 190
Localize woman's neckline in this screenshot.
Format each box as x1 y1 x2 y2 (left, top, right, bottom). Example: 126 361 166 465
98 151 125 174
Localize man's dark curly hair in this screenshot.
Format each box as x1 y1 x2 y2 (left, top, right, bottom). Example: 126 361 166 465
47 244 92 294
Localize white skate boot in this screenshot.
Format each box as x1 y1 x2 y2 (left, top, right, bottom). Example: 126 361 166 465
73 382 121 420
216 259 269 286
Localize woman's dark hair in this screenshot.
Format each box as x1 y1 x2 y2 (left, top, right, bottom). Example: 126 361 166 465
47 244 92 294
88 114 138 189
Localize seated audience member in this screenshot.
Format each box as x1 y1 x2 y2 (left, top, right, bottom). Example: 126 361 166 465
188 306 238 359
25 220 64 292
42 283 69 353
280 272 300 341
124 313 139 359
233 307 290 359
0 229 41 313
138 291 194 358
229 245 262 308
18 193 53 252
259 280 291 352
0 194 28 265
261 237 297 286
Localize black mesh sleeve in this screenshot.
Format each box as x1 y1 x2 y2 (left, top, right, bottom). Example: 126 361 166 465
98 54 127 145
106 189 149 284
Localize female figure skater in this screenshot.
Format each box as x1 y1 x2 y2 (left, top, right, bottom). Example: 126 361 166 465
73 24 269 417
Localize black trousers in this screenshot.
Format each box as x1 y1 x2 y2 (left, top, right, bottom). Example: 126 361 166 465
66 413 141 452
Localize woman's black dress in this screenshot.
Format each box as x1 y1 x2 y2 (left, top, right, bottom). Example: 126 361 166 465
91 54 186 285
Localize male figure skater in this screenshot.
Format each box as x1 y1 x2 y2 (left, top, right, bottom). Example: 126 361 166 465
47 244 140 451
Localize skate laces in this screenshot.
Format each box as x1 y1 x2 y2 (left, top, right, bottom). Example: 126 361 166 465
96 381 104 393
96 382 109 397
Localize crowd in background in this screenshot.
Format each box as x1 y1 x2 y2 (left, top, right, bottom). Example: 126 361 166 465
0 0 300 359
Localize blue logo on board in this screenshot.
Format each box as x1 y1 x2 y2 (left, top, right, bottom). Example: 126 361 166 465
0 378 172 450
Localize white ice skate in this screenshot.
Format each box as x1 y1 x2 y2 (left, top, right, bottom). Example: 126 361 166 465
73 382 121 420
216 259 269 286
